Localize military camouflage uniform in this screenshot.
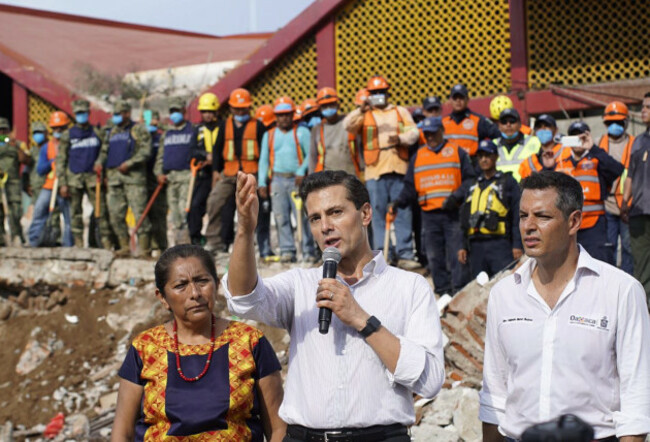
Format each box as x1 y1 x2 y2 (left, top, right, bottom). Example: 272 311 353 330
55 100 112 248
146 112 168 251
0 117 31 245
96 102 152 254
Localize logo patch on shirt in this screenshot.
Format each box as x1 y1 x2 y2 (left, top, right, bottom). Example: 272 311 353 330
580 160 595 170
462 119 475 130
442 146 455 157
569 314 609 331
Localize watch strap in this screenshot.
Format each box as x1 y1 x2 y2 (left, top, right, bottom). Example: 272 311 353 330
359 315 381 338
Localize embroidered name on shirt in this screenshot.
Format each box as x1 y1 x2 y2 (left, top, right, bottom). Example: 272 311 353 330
166 134 192 146
70 137 100 149
502 317 533 323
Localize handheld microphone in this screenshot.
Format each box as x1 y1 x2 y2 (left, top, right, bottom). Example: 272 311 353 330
319 247 341 334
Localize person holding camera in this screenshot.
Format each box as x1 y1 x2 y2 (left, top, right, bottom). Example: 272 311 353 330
458 140 522 278
343 75 420 269
480 171 650 442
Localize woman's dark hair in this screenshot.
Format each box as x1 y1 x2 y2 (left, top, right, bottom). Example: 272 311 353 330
299 170 370 210
154 244 219 295
520 171 584 219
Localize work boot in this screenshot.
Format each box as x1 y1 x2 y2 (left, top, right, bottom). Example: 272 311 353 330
73 235 84 248
115 236 131 257
136 235 151 259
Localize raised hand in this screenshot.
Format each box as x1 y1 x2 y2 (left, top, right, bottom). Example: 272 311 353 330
236 171 259 235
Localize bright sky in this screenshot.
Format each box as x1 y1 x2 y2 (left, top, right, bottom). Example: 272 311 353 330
0 0 314 35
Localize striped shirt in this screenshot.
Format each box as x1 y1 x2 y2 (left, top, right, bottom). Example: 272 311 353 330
223 251 445 428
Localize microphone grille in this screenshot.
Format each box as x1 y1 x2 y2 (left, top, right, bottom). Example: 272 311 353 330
322 247 342 263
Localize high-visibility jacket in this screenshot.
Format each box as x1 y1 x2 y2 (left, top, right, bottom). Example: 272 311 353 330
518 143 562 180
598 134 635 208
361 108 408 166
42 139 59 190
557 152 604 230
465 176 509 236
267 126 303 180
223 117 259 176
198 125 218 155
315 124 361 176
495 134 540 182
413 142 463 211
442 114 480 156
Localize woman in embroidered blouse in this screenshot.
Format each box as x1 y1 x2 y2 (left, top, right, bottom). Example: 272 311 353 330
111 244 285 441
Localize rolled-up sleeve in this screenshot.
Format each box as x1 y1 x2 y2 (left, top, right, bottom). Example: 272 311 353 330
223 271 296 330
385 275 445 399
613 278 650 437
479 289 509 426
343 108 364 135
397 107 419 146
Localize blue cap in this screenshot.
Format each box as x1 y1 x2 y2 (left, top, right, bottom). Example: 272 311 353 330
421 116 443 133
422 96 442 110
477 139 498 155
499 108 520 122
534 114 556 128
411 107 424 121
568 121 590 135
450 84 469 98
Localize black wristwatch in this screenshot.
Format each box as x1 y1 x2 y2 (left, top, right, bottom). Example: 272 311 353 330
359 316 381 338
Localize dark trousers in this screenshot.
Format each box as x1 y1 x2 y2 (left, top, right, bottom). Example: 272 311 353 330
188 177 211 243
283 424 410 442
221 190 237 248
468 237 514 278
630 214 650 301
422 210 469 294
578 216 614 265
283 435 410 442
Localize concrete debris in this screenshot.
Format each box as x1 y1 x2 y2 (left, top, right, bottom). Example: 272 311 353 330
15 340 51 375
452 389 481 442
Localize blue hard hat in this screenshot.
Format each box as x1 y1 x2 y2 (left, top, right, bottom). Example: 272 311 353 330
477 139 498 155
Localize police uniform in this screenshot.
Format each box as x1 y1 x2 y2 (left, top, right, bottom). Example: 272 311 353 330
153 98 197 245
556 122 624 264
146 112 168 252
96 100 152 255
494 109 540 182
460 142 522 278
0 117 30 245
394 117 475 294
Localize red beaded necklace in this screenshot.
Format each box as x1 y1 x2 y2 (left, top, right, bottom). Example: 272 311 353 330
172 314 216 382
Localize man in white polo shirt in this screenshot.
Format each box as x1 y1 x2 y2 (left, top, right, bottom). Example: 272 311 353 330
480 170 650 442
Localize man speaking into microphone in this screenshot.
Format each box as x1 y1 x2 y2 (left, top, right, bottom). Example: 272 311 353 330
224 169 444 441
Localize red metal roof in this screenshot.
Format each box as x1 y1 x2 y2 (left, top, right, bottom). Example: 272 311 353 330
0 4 271 115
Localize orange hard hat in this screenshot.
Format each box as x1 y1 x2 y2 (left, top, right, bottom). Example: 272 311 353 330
255 104 275 126
366 75 390 92
603 101 629 121
355 88 370 106
301 98 319 117
293 105 304 122
273 96 295 114
229 88 252 108
49 111 70 128
317 87 338 105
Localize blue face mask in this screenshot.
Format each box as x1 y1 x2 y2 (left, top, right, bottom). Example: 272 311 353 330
147 125 158 133
234 114 250 124
53 131 62 139
536 129 554 145
33 132 46 145
607 123 625 137
112 114 123 125
75 112 89 124
321 108 337 119
416 121 424 129
169 112 184 125
307 116 321 128
500 131 519 140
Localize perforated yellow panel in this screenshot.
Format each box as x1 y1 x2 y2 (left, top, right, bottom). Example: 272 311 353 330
335 0 512 111
527 0 650 89
247 35 318 110
28 92 58 130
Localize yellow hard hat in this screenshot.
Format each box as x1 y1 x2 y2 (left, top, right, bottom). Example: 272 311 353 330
489 95 514 120
197 92 219 112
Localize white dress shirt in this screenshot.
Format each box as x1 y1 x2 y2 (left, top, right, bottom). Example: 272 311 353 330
223 251 445 428
479 246 650 439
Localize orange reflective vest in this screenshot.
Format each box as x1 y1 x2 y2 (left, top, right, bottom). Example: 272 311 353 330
315 124 361 176
598 134 634 208
442 113 480 156
361 108 409 166
557 152 604 230
520 124 532 135
42 139 59 190
223 117 259 176
267 126 303 180
413 142 463 211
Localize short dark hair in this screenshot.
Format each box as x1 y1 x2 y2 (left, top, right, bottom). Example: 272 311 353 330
645 92 650 99
299 170 370 210
154 244 219 295
520 171 583 219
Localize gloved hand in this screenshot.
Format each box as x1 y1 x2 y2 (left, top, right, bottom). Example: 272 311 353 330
441 195 460 211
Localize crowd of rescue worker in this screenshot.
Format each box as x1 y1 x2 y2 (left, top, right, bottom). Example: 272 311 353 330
1 75 649 299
